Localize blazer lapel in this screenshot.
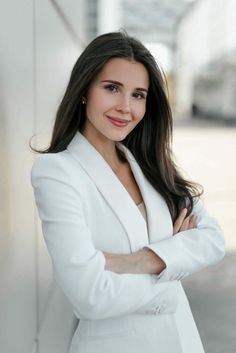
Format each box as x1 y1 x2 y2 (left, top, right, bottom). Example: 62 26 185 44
67 132 149 252
124 150 173 243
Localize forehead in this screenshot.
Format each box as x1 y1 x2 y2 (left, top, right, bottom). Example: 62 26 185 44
96 57 149 88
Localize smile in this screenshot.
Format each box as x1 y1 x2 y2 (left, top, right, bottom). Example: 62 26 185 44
106 115 130 127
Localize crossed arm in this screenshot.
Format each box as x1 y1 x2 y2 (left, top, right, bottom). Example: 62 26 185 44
32 155 225 320
103 208 198 274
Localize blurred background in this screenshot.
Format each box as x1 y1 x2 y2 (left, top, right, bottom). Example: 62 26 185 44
0 0 235 352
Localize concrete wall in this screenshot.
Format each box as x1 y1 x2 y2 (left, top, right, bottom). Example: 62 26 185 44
0 1 87 352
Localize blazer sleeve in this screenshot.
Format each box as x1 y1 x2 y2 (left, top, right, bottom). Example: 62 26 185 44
31 154 179 321
145 198 225 282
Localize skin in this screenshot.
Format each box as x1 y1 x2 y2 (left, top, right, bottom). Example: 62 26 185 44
82 57 197 276
82 57 149 170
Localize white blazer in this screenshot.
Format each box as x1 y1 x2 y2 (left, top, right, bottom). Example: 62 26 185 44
31 131 225 353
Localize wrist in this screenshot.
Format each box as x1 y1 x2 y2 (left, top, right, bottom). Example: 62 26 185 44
138 249 166 274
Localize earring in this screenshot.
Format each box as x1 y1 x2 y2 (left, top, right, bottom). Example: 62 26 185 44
82 97 87 104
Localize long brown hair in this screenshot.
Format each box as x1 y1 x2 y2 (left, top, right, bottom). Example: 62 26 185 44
31 31 203 221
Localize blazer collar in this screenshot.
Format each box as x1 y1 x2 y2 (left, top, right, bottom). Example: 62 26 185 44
67 131 172 251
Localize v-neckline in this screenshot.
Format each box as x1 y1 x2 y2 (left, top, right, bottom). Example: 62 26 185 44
112 161 144 207
67 131 150 251
67 131 173 248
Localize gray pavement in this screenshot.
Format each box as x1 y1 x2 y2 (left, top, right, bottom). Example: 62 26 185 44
183 252 236 353
173 117 236 353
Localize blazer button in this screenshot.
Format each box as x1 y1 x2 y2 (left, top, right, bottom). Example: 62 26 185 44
154 305 162 314
177 272 187 280
176 273 182 280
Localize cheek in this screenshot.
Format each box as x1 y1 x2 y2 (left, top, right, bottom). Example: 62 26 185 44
133 103 146 122
87 92 111 116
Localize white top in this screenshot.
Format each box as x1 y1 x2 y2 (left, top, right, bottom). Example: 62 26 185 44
137 201 147 222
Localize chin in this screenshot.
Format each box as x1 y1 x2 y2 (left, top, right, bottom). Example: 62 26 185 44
109 131 130 142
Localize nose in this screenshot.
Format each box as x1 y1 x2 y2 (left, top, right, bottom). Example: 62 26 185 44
115 95 131 114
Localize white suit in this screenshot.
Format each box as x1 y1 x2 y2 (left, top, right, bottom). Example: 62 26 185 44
31 131 225 353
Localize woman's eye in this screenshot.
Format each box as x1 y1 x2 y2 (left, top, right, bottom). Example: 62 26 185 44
133 92 145 100
104 84 118 93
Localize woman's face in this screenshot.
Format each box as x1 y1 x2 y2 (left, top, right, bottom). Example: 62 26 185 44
83 57 149 143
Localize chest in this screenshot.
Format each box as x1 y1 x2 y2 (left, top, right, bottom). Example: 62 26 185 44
73 157 173 253
81 180 140 253
113 162 143 206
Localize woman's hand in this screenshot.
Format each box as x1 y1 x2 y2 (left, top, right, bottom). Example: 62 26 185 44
173 208 198 235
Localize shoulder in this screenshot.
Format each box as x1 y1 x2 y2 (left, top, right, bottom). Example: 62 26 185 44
31 150 86 187
31 150 70 172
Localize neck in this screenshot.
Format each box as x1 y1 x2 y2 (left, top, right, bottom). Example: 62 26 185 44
81 128 127 172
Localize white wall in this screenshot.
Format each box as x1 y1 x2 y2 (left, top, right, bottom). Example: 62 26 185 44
97 0 122 34
174 0 236 116
0 1 87 352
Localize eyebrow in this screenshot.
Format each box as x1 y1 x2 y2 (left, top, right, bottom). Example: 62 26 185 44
101 80 148 93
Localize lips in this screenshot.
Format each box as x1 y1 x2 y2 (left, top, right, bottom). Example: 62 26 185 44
106 115 130 127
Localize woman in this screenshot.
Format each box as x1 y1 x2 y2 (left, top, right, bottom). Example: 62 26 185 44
31 31 225 353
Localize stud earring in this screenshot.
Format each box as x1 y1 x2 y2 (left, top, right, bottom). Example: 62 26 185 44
82 97 87 104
